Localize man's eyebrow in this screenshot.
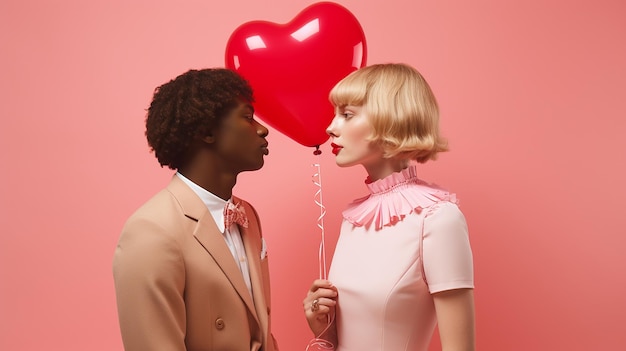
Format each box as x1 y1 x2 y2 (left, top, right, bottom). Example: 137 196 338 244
244 103 255 114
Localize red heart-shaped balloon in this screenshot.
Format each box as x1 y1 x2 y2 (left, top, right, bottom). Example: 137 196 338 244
225 2 367 148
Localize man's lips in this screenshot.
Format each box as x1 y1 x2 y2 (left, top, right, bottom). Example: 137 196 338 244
261 143 269 155
331 143 342 155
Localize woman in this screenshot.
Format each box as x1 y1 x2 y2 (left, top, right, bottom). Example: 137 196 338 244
303 63 475 351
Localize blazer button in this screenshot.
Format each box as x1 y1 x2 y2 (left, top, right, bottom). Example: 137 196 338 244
215 318 225 330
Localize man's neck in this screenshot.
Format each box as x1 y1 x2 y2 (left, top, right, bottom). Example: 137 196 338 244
177 167 237 201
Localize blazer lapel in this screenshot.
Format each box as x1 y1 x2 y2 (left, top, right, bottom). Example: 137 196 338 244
166 176 260 325
237 198 269 342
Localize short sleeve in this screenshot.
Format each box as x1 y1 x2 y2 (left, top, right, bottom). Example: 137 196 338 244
422 202 474 293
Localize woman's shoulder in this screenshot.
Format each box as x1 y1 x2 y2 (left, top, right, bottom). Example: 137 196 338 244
424 200 464 218
423 200 468 236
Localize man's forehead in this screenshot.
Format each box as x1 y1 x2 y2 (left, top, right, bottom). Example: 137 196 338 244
235 100 254 111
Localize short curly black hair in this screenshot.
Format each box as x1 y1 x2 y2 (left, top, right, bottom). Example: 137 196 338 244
145 68 254 170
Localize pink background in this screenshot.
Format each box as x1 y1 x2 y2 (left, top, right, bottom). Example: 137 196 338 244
1 0 625 350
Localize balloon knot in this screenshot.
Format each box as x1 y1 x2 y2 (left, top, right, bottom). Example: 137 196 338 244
313 145 322 155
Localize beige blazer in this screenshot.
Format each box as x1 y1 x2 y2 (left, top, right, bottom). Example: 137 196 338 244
113 176 277 351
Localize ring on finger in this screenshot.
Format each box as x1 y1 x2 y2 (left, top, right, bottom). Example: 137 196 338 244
311 299 319 312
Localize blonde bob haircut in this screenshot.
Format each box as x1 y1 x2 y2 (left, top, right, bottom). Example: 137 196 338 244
329 63 448 163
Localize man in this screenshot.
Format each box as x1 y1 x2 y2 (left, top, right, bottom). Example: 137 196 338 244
113 68 278 351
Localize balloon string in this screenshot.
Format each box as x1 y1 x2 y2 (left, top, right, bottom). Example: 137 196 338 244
305 337 334 351
305 312 336 351
308 160 335 351
311 162 327 280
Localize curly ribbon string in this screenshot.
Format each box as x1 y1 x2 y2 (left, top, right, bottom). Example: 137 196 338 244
306 155 335 351
306 338 334 351
311 162 328 280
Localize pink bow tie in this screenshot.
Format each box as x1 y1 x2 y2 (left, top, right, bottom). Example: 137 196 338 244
224 201 249 229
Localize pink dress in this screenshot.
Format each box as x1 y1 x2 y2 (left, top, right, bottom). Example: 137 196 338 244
328 166 474 351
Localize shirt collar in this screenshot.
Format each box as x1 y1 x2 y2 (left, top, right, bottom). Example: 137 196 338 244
176 172 229 232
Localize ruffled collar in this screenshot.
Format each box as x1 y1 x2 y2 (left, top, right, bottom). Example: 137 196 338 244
342 165 457 230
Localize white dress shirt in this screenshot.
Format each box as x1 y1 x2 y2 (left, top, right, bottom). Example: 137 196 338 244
176 172 253 297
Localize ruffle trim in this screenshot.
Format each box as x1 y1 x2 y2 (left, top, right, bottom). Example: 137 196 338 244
342 166 457 230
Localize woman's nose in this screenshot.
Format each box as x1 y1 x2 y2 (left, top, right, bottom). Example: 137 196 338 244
326 116 339 137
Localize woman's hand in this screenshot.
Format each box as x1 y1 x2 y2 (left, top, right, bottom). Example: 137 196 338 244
303 279 338 339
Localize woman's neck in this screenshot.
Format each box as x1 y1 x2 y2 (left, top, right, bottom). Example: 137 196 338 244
363 157 409 182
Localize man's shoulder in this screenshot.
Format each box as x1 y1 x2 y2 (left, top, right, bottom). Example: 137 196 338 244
124 188 182 226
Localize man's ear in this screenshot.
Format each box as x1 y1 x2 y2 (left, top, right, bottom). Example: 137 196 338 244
202 133 215 144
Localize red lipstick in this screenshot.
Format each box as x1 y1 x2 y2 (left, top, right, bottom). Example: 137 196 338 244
331 143 342 155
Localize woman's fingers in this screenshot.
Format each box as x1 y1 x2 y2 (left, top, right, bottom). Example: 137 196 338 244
303 280 338 336
308 279 334 293
304 282 337 304
304 280 337 315
308 296 336 313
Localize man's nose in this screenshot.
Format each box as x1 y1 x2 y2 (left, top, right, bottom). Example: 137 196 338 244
256 120 269 137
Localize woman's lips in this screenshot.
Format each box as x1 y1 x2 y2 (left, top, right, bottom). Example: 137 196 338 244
331 143 342 155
